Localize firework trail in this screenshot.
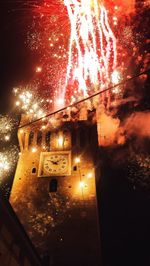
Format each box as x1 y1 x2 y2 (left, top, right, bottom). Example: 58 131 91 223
64 0 117 99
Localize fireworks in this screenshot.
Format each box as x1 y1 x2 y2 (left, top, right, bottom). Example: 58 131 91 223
26 0 124 107
0 146 19 178
0 154 10 173
64 1 117 99
13 86 50 119
0 115 19 187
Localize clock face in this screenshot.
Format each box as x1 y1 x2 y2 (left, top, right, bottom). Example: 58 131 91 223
38 152 71 176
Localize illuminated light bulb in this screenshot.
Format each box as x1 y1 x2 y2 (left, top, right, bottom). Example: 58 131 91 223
58 136 64 147
32 147 37 153
50 43 54 47
114 6 118 10
87 172 93 179
79 181 85 189
18 152 21 156
75 157 80 164
4 135 10 141
36 66 42 73
16 101 20 106
41 125 46 130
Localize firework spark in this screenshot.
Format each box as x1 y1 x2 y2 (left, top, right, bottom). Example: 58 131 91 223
64 1 117 100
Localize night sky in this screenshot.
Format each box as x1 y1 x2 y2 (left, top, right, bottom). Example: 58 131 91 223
0 1 38 113
0 1 150 266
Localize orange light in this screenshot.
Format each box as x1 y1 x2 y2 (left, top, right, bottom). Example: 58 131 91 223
32 147 37 153
58 136 64 147
4 135 10 141
87 172 93 179
75 157 81 164
79 181 85 188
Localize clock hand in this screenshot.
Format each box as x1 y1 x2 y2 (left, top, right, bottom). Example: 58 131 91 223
47 159 58 165
53 161 58 165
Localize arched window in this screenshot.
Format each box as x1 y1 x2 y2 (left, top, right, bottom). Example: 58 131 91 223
49 179 58 193
32 167 36 174
29 131 34 146
37 131 42 146
73 165 77 171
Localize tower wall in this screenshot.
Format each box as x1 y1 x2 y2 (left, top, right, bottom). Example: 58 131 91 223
10 113 101 266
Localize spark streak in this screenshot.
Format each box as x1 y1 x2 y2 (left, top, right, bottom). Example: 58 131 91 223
64 0 117 99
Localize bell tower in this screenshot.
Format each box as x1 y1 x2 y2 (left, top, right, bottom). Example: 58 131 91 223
10 109 101 265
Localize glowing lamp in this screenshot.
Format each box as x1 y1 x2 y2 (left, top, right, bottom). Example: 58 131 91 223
32 147 37 153
41 125 46 130
87 172 93 179
58 136 64 147
79 181 85 189
75 157 81 164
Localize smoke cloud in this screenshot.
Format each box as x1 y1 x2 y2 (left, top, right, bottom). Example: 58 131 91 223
97 110 150 147
123 111 150 139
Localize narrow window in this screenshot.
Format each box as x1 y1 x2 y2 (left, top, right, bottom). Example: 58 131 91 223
73 166 77 171
29 131 34 146
21 132 25 149
37 131 42 146
32 168 36 174
49 179 58 193
45 131 51 150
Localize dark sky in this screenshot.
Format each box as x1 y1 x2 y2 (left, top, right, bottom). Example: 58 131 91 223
1 2 150 266
0 1 37 113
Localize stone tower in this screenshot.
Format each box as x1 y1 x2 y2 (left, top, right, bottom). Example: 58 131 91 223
10 108 101 266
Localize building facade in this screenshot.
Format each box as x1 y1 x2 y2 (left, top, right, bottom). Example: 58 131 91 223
10 110 101 266
0 197 42 266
